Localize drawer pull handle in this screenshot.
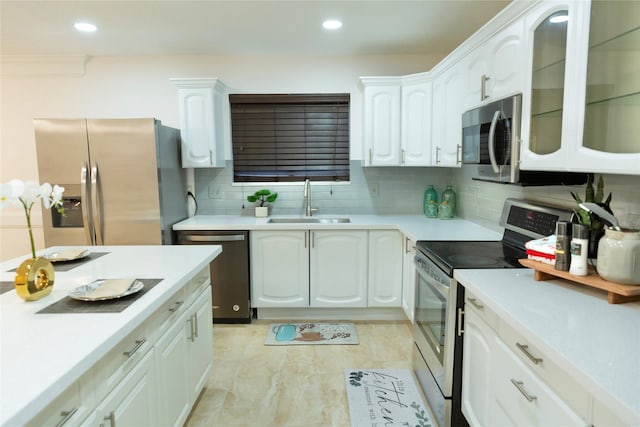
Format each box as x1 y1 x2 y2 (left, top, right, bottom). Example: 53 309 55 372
56 408 78 426
123 339 146 358
467 297 484 310
516 342 543 365
511 379 537 402
104 410 116 426
168 300 183 313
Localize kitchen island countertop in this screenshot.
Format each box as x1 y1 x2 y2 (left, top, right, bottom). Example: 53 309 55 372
173 214 503 242
0 245 221 426
455 268 640 424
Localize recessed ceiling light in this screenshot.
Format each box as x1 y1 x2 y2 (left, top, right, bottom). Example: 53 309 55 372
549 15 569 23
74 22 97 32
322 20 343 30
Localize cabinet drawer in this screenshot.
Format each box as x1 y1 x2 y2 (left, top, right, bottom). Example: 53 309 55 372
492 338 587 426
146 288 186 344
498 320 590 420
92 323 151 404
183 266 210 307
26 378 91 427
464 290 498 331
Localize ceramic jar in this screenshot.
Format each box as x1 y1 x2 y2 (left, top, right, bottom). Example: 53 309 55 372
597 228 640 284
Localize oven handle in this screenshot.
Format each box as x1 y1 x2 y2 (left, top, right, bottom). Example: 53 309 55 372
415 266 450 298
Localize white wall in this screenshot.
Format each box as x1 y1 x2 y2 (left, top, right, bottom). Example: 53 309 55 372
0 53 439 260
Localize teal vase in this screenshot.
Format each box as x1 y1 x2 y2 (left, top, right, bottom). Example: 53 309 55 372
423 185 438 218
439 185 456 220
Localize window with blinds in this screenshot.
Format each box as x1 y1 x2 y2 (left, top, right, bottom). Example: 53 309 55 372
230 93 350 183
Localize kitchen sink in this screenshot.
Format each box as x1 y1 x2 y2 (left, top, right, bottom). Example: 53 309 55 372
268 217 351 224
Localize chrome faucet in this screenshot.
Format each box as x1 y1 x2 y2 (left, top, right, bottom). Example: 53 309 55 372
303 179 318 217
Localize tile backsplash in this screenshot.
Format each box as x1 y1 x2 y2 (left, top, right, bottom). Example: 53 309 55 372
195 161 640 232
194 161 453 216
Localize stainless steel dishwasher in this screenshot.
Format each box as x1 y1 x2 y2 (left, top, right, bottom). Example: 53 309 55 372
176 230 251 323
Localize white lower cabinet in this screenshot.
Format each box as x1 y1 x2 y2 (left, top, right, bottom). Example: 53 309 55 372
251 230 309 307
30 266 213 427
401 236 416 321
155 307 190 426
187 287 214 398
252 229 405 309
368 230 403 307
310 230 368 307
89 349 158 427
461 291 598 427
461 294 498 427
155 278 213 427
492 337 586 427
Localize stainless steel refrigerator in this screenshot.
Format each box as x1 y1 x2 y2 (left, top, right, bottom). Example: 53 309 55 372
34 118 187 246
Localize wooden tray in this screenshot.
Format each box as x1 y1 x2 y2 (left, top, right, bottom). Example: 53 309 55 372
518 259 640 304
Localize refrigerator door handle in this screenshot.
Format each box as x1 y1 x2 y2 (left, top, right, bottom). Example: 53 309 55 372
80 163 95 245
91 163 104 245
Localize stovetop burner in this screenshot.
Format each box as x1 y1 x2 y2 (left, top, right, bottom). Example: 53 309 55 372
448 254 507 268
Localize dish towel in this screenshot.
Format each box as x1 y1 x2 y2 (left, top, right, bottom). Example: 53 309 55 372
524 235 556 265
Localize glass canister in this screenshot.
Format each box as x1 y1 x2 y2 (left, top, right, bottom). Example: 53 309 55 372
438 185 456 220
596 228 640 284
423 185 439 218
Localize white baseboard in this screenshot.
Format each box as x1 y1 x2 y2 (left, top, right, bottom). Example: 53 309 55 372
255 307 407 321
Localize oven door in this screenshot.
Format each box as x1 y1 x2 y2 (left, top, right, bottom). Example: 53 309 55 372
413 250 457 397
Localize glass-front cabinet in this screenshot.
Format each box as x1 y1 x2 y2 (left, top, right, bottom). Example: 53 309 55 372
572 0 640 174
520 0 640 175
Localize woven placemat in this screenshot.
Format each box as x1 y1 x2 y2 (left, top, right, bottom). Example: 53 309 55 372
0 281 15 295
36 278 163 314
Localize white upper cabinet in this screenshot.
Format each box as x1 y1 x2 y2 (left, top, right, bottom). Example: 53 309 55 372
520 2 575 171
520 0 640 175
171 78 227 168
462 19 525 111
568 0 640 174
362 74 433 166
362 78 402 166
401 76 433 165
432 63 464 167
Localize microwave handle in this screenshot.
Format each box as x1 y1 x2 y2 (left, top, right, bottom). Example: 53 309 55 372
488 110 501 173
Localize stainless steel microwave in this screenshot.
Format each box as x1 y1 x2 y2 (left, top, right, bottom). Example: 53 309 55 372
461 94 586 186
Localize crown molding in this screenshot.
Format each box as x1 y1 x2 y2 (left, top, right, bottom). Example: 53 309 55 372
0 55 88 77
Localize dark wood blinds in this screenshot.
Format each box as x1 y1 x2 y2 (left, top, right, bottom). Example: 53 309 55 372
230 93 350 182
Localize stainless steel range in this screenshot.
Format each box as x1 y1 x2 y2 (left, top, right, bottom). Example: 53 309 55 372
412 198 573 427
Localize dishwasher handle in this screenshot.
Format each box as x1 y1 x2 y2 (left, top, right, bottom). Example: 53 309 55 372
179 234 246 242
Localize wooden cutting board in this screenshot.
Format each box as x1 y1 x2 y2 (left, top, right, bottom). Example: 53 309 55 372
519 259 640 304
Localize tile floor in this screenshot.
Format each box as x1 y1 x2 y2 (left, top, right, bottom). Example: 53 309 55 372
185 320 416 427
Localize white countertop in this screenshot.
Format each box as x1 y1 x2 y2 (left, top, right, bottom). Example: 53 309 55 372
0 245 221 426
455 268 640 424
173 214 503 242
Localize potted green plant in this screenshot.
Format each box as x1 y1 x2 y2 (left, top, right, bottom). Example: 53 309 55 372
247 189 278 217
570 173 613 258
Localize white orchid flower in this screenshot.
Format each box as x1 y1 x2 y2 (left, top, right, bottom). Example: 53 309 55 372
0 179 25 208
1 178 65 259
51 184 65 207
21 181 43 207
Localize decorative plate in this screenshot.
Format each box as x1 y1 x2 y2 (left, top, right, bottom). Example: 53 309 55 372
45 249 90 263
68 279 144 301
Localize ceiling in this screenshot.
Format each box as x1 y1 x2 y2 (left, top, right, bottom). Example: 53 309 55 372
0 1 511 57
